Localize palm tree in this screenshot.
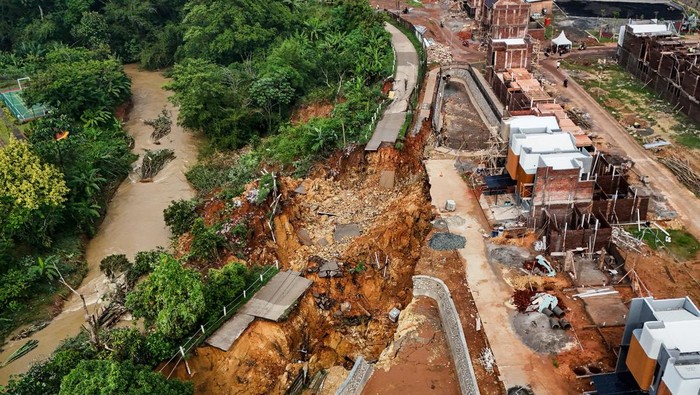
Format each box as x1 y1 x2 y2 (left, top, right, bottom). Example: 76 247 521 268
32 256 60 282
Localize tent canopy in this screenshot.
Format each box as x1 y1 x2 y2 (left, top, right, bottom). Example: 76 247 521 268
551 31 572 47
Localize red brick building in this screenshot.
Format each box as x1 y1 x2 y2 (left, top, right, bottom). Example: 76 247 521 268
486 38 534 83
482 0 530 39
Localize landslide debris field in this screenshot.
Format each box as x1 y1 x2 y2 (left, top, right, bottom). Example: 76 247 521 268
171 129 435 393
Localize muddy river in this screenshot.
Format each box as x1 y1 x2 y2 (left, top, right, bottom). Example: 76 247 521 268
0 65 199 385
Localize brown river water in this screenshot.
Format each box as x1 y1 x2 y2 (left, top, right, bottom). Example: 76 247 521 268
0 65 198 385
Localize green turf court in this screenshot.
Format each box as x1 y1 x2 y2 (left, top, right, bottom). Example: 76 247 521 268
0 90 49 122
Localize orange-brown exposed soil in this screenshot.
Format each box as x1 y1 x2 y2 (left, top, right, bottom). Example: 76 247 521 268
169 122 435 393
362 297 460 395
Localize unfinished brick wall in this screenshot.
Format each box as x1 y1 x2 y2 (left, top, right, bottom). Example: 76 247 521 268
486 40 532 83
618 31 700 124
591 197 649 223
488 0 529 39
532 167 594 207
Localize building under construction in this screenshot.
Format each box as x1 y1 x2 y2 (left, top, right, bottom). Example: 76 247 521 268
617 22 700 123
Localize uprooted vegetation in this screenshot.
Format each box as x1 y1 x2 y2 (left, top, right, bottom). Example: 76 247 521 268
164 124 434 393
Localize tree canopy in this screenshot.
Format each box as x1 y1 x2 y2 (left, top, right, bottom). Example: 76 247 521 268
59 359 193 394
0 139 68 253
125 254 205 339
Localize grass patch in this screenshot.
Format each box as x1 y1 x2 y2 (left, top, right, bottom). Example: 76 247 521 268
407 0 423 7
675 133 700 149
564 61 700 149
631 228 700 261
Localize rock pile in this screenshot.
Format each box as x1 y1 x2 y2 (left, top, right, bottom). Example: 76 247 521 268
427 43 453 65
428 232 466 250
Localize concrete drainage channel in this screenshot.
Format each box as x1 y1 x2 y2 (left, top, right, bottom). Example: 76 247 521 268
412 275 481 395
335 275 481 395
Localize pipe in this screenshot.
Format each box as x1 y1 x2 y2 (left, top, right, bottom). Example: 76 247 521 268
559 318 572 330
549 317 561 329
552 306 565 317
542 308 554 317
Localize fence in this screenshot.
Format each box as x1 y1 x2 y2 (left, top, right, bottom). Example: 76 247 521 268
158 265 279 378
385 12 429 140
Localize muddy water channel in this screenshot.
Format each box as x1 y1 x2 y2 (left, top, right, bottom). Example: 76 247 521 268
0 65 198 384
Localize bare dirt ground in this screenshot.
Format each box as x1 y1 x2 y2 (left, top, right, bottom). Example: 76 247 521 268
441 80 492 150
539 57 700 241
362 297 460 395
371 0 484 64
415 228 505 394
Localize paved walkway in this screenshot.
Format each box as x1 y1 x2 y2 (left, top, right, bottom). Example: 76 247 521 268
424 159 571 394
366 22 419 151
540 58 700 240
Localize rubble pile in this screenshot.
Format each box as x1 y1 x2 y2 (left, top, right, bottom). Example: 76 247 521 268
427 42 453 65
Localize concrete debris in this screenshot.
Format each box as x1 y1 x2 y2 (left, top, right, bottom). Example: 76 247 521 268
428 232 466 250
313 292 334 310
427 42 453 65
444 200 456 211
612 227 645 252
318 260 342 278
334 223 361 243
478 348 496 373
388 307 401 323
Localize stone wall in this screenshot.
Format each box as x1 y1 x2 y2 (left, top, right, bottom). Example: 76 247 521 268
413 275 481 395
334 356 374 395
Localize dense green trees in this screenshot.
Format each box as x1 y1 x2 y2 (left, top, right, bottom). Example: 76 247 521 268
24 48 130 119
126 254 206 339
59 360 193 394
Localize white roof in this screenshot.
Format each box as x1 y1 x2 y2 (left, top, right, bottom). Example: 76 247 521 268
552 31 572 46
638 320 700 358
629 24 671 34
493 38 526 45
510 130 575 154
539 152 588 170
506 115 560 131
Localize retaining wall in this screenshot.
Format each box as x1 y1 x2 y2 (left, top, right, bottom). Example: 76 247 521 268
441 65 502 129
334 356 374 395
413 275 481 395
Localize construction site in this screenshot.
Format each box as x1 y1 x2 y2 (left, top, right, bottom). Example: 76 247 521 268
150 1 700 395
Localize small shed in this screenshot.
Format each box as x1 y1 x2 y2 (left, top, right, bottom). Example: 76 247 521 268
551 31 572 51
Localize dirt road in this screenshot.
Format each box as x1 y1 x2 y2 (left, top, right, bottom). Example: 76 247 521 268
540 59 700 241
424 159 572 394
0 65 198 385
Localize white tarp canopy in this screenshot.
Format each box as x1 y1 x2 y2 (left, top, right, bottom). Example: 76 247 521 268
552 31 572 48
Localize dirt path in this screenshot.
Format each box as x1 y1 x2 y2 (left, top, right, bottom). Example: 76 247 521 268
424 159 572 394
540 58 700 241
0 65 198 385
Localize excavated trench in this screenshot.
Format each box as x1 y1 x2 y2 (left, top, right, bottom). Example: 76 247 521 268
170 125 434 394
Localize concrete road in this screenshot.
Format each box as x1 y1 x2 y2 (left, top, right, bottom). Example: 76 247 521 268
540 59 700 240
366 22 419 151
425 159 572 394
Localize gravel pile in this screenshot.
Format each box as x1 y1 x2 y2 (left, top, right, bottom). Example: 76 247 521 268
429 232 466 250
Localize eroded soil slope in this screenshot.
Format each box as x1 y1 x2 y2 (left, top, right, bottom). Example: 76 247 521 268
171 127 433 394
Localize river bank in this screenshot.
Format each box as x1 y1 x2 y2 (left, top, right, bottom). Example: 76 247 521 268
0 65 199 385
